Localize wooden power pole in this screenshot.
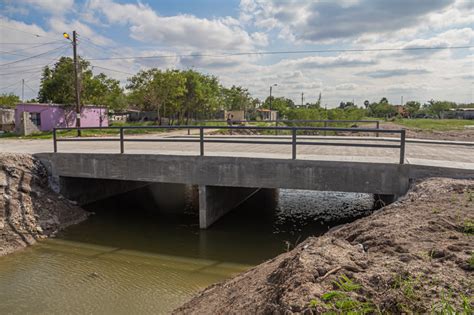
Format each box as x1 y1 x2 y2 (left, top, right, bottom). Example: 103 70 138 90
72 30 81 136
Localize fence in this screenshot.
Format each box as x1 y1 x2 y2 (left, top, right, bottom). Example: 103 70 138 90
53 125 406 164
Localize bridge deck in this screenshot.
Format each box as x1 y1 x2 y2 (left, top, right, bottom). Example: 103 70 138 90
1 134 473 169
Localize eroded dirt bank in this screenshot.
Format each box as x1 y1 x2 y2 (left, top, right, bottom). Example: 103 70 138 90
175 178 473 314
0 153 88 256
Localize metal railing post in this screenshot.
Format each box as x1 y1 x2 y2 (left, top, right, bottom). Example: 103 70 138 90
292 128 297 160
399 129 406 164
120 127 124 154
275 120 278 136
53 128 57 153
200 127 204 156
323 121 327 136
376 121 380 137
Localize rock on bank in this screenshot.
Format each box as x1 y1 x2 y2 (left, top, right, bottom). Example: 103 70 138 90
175 178 473 314
0 153 88 256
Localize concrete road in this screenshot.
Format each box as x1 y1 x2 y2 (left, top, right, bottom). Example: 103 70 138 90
1 133 473 169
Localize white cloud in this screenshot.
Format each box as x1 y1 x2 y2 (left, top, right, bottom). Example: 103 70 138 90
240 0 456 43
20 0 74 15
87 0 267 51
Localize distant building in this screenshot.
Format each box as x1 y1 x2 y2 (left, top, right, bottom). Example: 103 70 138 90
15 103 108 135
0 108 15 132
224 110 245 122
257 109 278 121
450 108 474 120
393 105 408 118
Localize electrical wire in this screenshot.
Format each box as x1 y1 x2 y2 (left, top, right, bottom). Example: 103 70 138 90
0 44 69 67
0 24 60 41
91 65 135 75
0 40 64 54
84 45 474 61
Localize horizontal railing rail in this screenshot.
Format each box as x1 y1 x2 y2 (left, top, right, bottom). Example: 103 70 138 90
191 119 380 136
53 125 406 164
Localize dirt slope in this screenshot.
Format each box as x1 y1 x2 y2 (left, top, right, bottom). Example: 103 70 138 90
175 178 473 314
0 153 88 256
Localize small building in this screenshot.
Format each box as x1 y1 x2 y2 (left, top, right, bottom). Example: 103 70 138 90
450 108 474 120
257 109 278 121
15 103 108 135
0 108 15 132
393 105 408 118
224 110 245 122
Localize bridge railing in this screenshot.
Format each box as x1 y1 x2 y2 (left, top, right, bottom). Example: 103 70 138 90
53 125 406 164
189 119 380 137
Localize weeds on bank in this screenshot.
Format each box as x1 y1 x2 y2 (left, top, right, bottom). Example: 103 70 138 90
392 274 420 301
469 252 474 269
463 220 474 235
309 275 376 314
432 207 441 214
431 291 473 315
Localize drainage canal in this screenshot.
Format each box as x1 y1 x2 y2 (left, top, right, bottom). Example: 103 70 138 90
0 185 376 314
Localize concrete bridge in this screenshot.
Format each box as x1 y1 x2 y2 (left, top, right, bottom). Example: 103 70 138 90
2 125 473 228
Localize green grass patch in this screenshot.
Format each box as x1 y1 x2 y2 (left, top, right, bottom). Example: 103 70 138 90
393 119 474 131
309 275 376 314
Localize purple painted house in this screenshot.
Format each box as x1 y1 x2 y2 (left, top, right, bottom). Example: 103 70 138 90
15 103 108 134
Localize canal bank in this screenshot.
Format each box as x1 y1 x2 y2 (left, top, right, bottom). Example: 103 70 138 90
175 178 474 314
0 153 88 256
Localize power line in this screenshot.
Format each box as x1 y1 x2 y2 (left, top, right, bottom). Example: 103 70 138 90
91 65 135 75
0 24 60 41
0 40 64 54
85 45 474 61
0 80 21 91
0 44 69 67
0 42 62 45
23 81 37 94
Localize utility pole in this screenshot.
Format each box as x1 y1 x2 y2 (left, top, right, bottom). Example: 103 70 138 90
72 30 81 136
269 83 277 111
301 92 304 107
401 96 404 106
21 79 24 102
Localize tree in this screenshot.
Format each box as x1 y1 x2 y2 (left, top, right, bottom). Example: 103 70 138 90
262 96 294 117
181 70 220 122
0 93 21 108
339 101 356 110
424 100 455 118
38 57 126 110
404 101 421 118
367 98 397 118
222 85 253 111
152 70 187 122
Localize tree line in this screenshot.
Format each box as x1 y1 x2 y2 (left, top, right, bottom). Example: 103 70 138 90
0 57 472 121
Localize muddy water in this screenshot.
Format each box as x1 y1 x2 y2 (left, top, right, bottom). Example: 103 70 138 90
0 190 373 314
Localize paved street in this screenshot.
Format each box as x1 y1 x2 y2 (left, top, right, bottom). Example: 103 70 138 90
1 133 473 169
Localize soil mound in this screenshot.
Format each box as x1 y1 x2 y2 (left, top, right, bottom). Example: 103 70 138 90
175 178 473 314
0 153 88 256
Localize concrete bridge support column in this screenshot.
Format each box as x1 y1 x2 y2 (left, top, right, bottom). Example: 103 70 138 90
199 185 262 229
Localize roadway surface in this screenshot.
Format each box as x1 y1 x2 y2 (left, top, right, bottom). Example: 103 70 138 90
1 131 473 169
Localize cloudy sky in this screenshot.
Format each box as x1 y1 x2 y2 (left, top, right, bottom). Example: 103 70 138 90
0 0 473 106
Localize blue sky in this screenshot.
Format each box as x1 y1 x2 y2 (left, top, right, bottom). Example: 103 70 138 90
1 0 473 106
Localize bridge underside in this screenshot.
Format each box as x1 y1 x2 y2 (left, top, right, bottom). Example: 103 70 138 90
36 153 473 229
